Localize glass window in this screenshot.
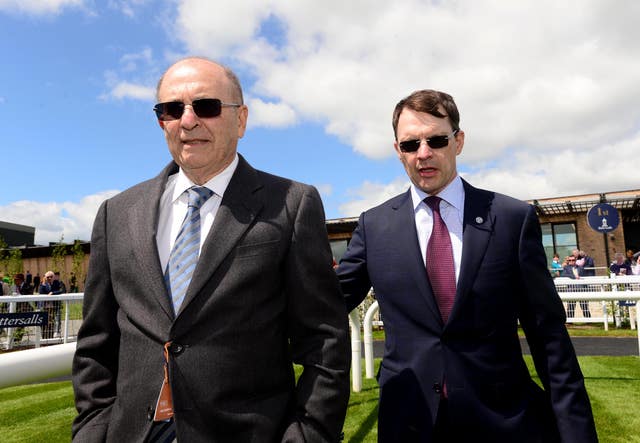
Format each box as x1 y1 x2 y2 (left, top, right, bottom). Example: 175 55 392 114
541 222 577 266
330 240 348 263
541 224 554 262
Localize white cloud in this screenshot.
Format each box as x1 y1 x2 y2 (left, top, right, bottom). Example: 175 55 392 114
162 0 640 212
315 184 333 199
101 48 158 101
120 47 154 72
107 81 155 100
339 127 640 215
461 129 640 201
0 191 120 245
0 0 85 15
246 97 297 128
339 177 410 218
108 0 149 18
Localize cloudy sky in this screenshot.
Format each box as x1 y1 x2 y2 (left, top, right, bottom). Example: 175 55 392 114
1 0 639 244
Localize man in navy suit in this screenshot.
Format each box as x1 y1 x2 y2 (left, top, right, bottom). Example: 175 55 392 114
337 89 597 442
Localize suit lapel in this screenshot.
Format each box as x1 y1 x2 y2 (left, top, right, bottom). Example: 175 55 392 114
450 180 495 321
391 191 444 325
129 162 178 321
177 155 263 315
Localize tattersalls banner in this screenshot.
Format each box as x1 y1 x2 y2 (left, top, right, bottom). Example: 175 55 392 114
0 312 48 328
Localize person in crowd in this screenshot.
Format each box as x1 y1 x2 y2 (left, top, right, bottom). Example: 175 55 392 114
54 271 67 294
610 252 633 276
69 272 79 293
565 250 593 317
574 248 585 268
550 252 563 277
625 249 636 266
633 251 640 275
561 255 592 318
39 271 63 339
52 272 66 335
72 57 350 442
8 273 32 341
33 273 40 290
13 273 33 295
0 275 10 296
25 270 33 287
337 89 597 442
562 255 581 279
579 250 596 277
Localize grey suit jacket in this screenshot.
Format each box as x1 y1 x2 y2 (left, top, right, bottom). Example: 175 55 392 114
72 155 350 442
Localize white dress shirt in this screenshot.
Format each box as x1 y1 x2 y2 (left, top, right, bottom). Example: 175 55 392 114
411 175 465 284
156 155 239 272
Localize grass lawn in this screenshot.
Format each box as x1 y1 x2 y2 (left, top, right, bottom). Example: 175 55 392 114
367 324 639 341
0 356 638 442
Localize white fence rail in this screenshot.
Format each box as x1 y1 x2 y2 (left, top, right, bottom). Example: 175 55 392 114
351 275 640 390
2 278 640 391
1 293 84 350
0 343 76 388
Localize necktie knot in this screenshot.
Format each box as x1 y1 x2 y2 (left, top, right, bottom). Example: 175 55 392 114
424 195 442 213
187 186 214 209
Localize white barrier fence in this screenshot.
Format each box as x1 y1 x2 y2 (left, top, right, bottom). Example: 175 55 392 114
0 293 84 350
1 279 639 391
350 275 640 391
0 343 76 388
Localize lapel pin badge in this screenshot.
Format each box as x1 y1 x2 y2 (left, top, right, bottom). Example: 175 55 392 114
475 216 484 224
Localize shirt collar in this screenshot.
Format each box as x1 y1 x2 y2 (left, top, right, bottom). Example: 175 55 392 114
410 175 464 212
171 154 239 203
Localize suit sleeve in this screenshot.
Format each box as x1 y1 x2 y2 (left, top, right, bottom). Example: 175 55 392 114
335 212 373 313
517 206 598 443
281 185 351 443
71 200 120 442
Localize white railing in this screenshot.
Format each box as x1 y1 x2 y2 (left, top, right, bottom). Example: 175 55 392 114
554 275 640 330
348 310 362 392
352 275 640 390
2 280 639 392
0 293 84 350
0 342 76 388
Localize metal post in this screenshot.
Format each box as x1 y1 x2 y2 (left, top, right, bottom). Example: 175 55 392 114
348 310 362 392
63 300 70 344
363 302 379 379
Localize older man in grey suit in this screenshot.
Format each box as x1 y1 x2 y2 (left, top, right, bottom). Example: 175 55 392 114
72 57 350 442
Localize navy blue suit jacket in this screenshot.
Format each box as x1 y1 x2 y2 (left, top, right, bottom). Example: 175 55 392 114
337 180 597 442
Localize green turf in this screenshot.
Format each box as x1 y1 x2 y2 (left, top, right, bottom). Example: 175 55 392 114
370 324 640 341
1 356 638 442
0 382 76 443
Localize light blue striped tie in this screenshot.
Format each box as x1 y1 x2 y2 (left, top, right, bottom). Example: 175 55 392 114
164 186 214 315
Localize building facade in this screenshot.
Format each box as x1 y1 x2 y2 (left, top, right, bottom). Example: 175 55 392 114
0 221 35 247
327 189 640 275
2 189 639 288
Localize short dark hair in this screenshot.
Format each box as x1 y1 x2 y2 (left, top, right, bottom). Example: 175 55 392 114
392 89 460 139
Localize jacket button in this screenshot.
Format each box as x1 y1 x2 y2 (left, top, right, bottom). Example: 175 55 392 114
169 343 184 354
146 406 154 421
432 383 442 394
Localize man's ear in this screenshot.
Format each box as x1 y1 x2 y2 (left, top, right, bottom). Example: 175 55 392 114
158 120 165 129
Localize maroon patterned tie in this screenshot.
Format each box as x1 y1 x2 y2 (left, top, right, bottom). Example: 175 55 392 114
425 196 456 323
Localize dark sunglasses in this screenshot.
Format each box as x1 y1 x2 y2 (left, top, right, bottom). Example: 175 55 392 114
153 98 241 121
398 129 459 152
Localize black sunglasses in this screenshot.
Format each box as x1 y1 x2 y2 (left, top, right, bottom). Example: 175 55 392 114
398 129 459 152
153 98 241 121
